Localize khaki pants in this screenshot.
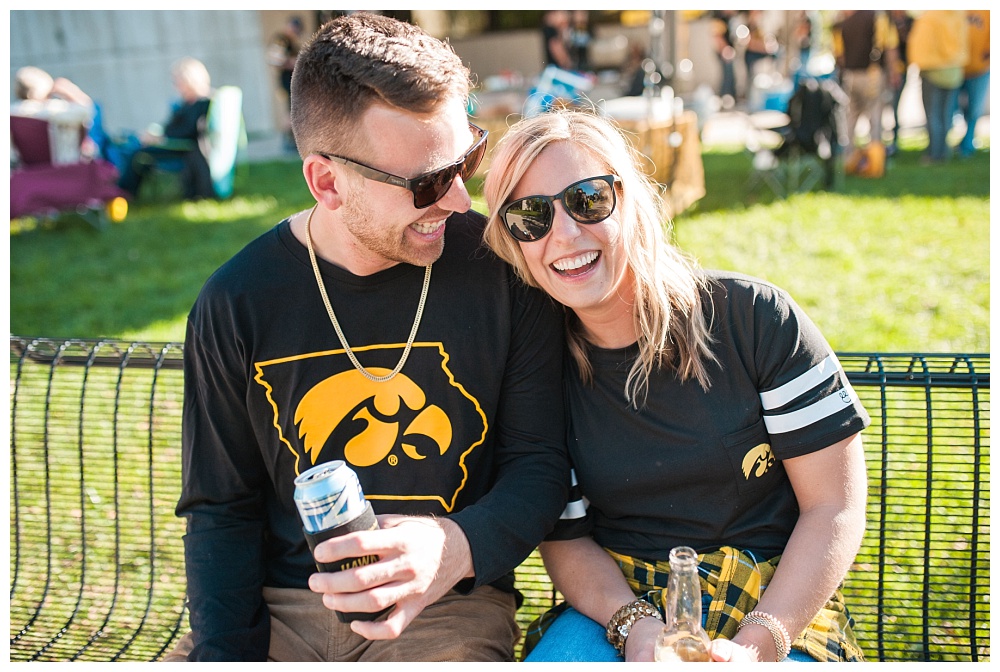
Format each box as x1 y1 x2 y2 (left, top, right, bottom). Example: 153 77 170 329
162 585 519 662
842 65 887 146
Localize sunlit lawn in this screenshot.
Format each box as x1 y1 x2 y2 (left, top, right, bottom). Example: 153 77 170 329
9 140 990 663
10 144 990 353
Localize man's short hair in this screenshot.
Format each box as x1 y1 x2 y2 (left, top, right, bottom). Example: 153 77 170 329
290 13 473 158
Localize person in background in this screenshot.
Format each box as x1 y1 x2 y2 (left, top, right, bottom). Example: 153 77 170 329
831 11 900 153
12 66 95 118
953 10 990 158
11 66 96 165
116 57 215 200
886 10 914 157
268 15 305 152
619 42 664 98
741 10 778 94
541 10 574 71
164 13 568 662
568 11 592 72
709 10 738 108
792 11 814 70
908 10 969 164
483 109 869 663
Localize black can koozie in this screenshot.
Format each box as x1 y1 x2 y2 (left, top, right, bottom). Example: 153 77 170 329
295 461 394 623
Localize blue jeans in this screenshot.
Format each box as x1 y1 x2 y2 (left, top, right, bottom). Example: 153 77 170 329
524 596 817 662
920 77 960 162
955 71 990 156
889 68 910 151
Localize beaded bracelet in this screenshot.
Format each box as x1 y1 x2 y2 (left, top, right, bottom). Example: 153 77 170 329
739 610 791 661
606 599 663 657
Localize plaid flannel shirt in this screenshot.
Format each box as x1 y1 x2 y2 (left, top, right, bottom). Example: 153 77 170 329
522 546 864 662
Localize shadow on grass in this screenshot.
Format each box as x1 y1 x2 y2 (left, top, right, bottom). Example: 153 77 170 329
688 147 991 216
10 146 990 341
10 159 313 340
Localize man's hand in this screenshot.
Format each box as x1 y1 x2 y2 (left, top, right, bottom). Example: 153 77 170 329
307 515 473 639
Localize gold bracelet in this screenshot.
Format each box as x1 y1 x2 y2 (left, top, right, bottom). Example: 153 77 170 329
739 610 791 661
605 599 663 657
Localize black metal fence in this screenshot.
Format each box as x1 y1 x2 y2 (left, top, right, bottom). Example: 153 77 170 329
8 337 991 661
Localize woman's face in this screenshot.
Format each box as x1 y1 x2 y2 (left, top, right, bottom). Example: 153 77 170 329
509 141 632 321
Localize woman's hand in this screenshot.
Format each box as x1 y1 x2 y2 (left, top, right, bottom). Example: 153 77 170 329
623 615 663 662
710 638 761 662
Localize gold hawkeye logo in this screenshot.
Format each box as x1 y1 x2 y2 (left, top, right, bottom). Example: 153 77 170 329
295 369 452 468
253 343 488 512
741 443 774 480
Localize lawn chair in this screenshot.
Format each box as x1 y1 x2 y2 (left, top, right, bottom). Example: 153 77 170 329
746 77 847 199
10 114 128 229
144 85 246 200
205 85 247 199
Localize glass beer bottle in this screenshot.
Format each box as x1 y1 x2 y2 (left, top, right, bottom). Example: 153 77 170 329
653 546 712 662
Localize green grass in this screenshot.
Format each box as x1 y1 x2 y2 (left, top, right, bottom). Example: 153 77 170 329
10 144 990 660
10 146 990 353
10 346 988 661
675 149 990 352
10 162 313 342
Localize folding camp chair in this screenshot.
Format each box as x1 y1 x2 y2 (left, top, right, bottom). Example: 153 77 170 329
144 85 246 200
10 114 127 229
746 77 847 199
205 85 247 199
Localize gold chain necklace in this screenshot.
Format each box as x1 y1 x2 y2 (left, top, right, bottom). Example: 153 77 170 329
304 205 432 383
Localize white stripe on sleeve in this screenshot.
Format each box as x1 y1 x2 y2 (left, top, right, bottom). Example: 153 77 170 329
560 497 589 520
560 469 587 520
763 378 860 434
759 354 839 410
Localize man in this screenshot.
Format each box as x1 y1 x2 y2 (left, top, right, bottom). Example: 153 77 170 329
267 15 305 151
832 11 901 152
11 66 96 165
908 10 969 164
541 10 573 70
709 10 738 106
954 9 989 158
166 13 569 661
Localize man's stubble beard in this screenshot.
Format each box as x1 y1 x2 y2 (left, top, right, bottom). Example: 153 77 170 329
340 188 446 268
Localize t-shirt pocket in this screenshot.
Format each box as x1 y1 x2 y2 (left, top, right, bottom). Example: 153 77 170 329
722 419 778 495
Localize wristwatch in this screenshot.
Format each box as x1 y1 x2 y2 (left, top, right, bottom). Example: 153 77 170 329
606 599 663 657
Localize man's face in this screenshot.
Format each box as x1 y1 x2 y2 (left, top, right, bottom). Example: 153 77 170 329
335 100 475 273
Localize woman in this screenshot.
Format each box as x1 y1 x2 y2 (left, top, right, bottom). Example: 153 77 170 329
482 110 869 662
908 10 969 164
118 57 215 199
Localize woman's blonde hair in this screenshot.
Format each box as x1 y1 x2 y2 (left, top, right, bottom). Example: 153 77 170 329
171 57 212 99
15 66 54 101
483 109 717 407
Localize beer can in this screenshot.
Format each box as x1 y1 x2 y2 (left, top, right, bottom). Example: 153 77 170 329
293 460 390 622
293 460 368 533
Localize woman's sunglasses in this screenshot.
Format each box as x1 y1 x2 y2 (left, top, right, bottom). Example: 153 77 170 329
499 175 621 242
316 123 488 209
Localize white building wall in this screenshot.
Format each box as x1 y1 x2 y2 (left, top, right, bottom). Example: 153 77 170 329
10 10 277 139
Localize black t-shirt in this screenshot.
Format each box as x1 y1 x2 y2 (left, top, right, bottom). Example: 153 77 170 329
549 271 870 559
542 24 563 67
163 97 210 142
179 211 569 660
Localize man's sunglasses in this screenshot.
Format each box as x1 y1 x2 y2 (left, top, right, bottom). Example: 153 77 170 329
316 123 488 209
499 175 621 242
